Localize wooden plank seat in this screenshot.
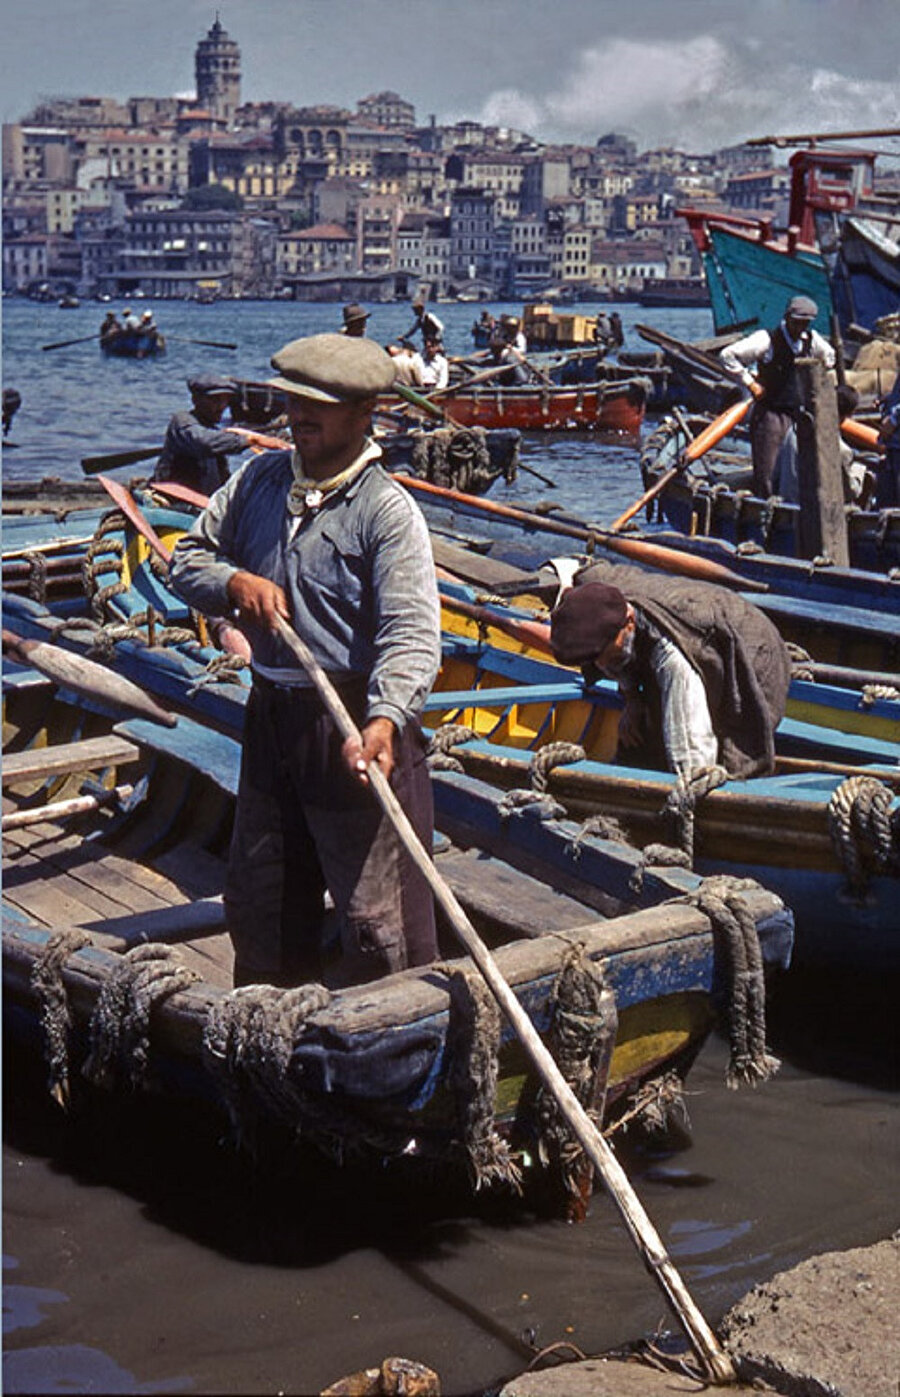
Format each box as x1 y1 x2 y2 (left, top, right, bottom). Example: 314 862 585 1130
2 735 140 786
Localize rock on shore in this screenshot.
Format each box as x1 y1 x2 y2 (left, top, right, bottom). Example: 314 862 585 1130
499 1235 899 1397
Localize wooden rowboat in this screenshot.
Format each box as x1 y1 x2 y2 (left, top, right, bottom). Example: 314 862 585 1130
391 377 649 435
639 415 900 576
100 329 166 358
3 629 791 1205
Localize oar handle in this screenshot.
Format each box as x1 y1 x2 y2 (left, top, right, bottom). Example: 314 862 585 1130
270 613 735 1384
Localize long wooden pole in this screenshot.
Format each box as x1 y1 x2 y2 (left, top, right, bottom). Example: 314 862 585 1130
271 612 736 1385
398 475 766 590
2 784 135 831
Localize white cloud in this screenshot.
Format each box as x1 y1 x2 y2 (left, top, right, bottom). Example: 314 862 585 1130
475 34 900 152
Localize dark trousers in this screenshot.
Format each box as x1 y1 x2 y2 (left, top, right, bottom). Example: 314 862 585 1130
225 681 437 989
750 407 794 497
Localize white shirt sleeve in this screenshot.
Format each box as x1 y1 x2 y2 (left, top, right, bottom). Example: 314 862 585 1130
649 636 719 777
720 330 772 386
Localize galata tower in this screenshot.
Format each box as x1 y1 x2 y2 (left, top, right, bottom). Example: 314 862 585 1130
195 15 241 127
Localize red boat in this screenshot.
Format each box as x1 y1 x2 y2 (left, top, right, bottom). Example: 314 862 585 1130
409 377 648 434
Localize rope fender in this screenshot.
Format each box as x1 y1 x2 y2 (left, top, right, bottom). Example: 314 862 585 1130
202 981 331 1148
30 928 92 1108
663 765 730 866
426 723 476 773
83 943 200 1091
827 774 897 896
529 740 585 793
447 967 523 1193
689 875 780 1090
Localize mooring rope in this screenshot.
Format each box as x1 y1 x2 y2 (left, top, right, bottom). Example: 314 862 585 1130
446 967 523 1193
497 789 568 822
529 741 586 793
83 943 200 1091
827 774 897 896
860 682 900 706
30 928 92 1108
186 652 250 693
663 764 730 865
690 875 781 1089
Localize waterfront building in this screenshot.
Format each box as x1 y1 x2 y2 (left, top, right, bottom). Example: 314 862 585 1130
276 222 356 279
2 233 48 292
189 132 279 202
93 207 275 298
396 212 451 297
589 237 667 293
355 193 405 276
449 186 496 284
356 92 416 132
195 17 241 129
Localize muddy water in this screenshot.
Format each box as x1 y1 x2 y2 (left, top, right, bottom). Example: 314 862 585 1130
4 971 897 1397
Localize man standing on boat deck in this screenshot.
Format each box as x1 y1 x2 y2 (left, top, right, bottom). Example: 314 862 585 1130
719 295 835 498
549 563 792 780
154 374 254 496
169 333 441 989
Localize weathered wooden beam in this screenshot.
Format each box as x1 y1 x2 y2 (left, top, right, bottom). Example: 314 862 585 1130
796 357 850 567
2 735 141 786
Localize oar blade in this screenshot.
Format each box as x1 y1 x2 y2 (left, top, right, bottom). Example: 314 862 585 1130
3 632 177 727
82 445 163 474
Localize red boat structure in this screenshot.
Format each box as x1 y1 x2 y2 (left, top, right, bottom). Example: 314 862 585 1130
407 376 649 435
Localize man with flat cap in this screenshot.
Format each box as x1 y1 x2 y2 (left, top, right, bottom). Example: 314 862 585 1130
720 294 835 497
169 333 441 989
341 302 370 337
549 562 791 781
155 374 256 495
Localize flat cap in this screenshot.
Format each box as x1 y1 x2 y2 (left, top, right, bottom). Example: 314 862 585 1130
187 372 236 396
269 333 396 402
550 582 629 665
785 294 818 320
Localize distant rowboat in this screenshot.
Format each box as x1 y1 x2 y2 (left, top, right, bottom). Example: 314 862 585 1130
100 330 166 359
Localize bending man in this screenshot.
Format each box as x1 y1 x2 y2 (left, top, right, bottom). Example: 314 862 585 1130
549 562 792 780
170 334 441 988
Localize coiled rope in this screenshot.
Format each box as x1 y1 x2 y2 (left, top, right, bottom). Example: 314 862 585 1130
426 723 475 773
529 740 585 793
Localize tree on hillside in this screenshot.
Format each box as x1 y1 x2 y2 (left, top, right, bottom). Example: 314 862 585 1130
182 184 244 211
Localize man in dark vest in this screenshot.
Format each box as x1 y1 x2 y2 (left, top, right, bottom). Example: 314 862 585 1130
720 295 835 497
549 562 792 781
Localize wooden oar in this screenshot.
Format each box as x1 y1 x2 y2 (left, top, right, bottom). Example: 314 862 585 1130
95 476 251 660
438 588 554 654
393 381 461 424
82 445 164 474
270 610 735 1385
610 396 755 532
164 335 238 351
42 333 101 352
2 629 177 727
397 476 766 590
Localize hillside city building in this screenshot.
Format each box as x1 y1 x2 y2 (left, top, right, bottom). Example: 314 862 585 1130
2 15 814 302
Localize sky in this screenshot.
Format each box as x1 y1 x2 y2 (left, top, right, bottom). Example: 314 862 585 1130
2 0 899 155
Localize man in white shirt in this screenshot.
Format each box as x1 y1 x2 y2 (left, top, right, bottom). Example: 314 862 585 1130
719 295 835 497
419 338 449 390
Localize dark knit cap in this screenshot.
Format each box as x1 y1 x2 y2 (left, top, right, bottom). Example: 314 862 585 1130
550 583 629 665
